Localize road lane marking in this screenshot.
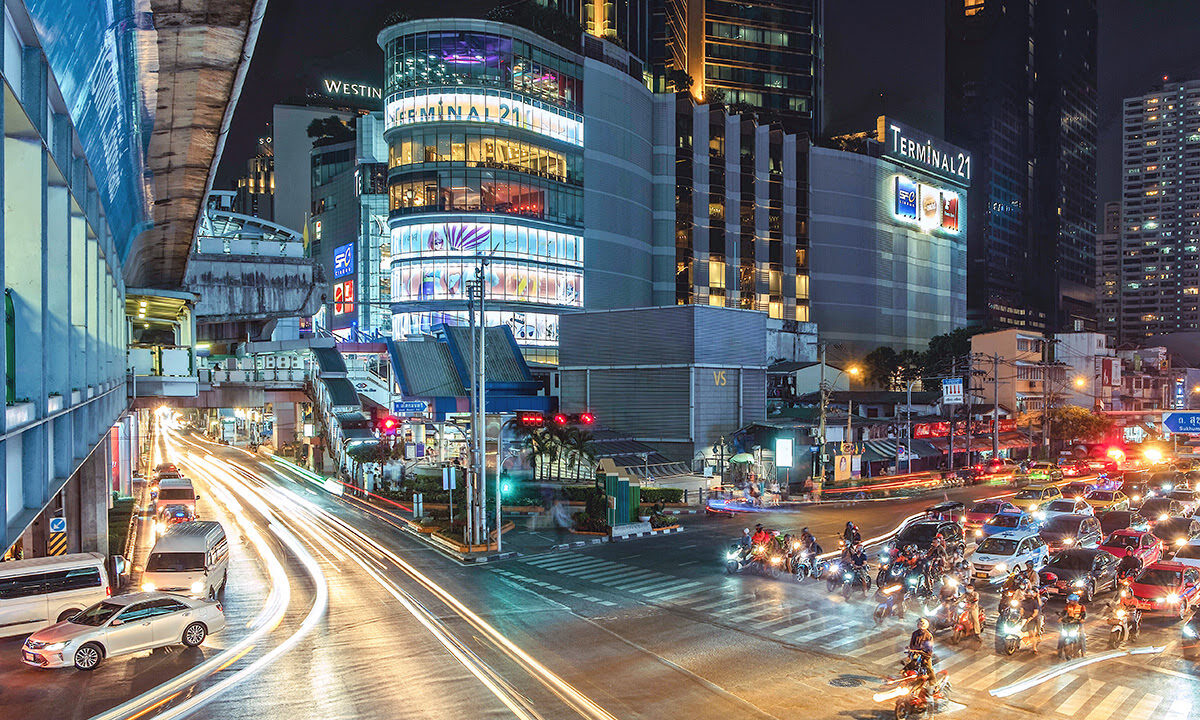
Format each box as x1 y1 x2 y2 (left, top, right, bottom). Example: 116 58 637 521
1083 687 1135 720
1057 679 1108 716
642 581 702 598
1126 693 1163 720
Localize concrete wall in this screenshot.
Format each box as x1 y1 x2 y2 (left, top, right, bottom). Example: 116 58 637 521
0 8 131 554
809 146 968 354
186 255 324 324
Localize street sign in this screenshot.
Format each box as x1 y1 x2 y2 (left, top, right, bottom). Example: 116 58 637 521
49 517 66 534
393 400 429 415
442 466 457 490
1163 412 1200 434
942 377 964 405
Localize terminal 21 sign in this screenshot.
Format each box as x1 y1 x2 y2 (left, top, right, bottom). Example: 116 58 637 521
878 116 971 187
893 175 959 236
385 91 583 146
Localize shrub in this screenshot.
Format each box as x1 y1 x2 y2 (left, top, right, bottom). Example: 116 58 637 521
640 488 684 504
572 511 610 534
649 513 676 529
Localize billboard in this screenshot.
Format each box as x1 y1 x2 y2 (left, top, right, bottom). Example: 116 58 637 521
333 243 355 279
385 91 584 146
878 116 972 187
941 194 959 232
333 280 355 314
392 260 583 307
919 183 941 229
894 176 918 219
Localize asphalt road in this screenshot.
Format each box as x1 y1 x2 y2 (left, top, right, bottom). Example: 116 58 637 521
1 433 1195 720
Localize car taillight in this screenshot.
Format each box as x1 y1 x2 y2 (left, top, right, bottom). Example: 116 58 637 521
216 601 224 613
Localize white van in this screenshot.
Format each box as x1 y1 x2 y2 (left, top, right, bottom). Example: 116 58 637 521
0 553 111 638
154 477 199 517
141 522 228 600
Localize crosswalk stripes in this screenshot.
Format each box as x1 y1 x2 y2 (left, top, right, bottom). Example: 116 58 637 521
1056 679 1107 717
1084 687 1136 720
643 580 702 598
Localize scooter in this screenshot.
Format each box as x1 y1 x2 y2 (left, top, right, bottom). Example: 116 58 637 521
725 544 753 574
1108 606 1140 648
1057 617 1085 660
873 582 910 625
874 651 953 720
996 601 1038 656
949 600 985 646
841 564 873 601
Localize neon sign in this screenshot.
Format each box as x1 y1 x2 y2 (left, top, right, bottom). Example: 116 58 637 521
385 91 583 146
333 243 355 279
893 175 960 236
878 116 971 187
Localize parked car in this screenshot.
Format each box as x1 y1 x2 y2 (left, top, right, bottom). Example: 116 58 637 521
1060 480 1096 498
1151 516 1200 554
1025 462 1065 483
1039 548 1122 602
0 553 111 639
980 458 1021 477
1011 484 1064 514
1098 529 1162 566
980 511 1041 539
1084 489 1130 511
1035 498 1094 522
1097 510 1150 536
20 592 225 670
969 530 1049 583
1128 561 1200 618
1039 514 1103 553
1173 538 1200 569
964 500 1020 535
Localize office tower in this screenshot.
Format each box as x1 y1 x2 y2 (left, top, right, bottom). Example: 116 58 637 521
651 0 822 137
1096 201 1121 343
234 135 275 221
1119 77 1200 339
945 0 1097 332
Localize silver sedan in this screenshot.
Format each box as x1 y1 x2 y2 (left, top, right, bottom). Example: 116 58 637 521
21 591 225 670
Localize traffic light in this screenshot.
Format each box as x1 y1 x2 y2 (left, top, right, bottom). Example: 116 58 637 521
517 411 545 427
552 413 569 426
578 412 595 425
378 415 399 436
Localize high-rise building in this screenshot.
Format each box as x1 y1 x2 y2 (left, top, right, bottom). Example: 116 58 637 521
650 0 822 137
654 95 810 321
945 0 1098 333
1096 201 1122 343
234 135 275 221
273 103 360 234
1118 77 1200 339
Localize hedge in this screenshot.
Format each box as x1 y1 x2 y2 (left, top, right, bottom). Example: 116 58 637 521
107 497 137 557
640 488 684 504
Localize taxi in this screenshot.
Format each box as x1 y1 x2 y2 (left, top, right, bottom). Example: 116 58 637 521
1129 561 1200 617
1010 484 1063 514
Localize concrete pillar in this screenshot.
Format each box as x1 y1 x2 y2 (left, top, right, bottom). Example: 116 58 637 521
78 442 109 555
63 461 81 554
273 401 297 449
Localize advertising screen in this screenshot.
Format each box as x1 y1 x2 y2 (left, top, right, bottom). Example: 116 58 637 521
334 280 355 314
894 176 918 219
333 243 355 279
392 261 582 307
941 194 959 232
919 183 941 229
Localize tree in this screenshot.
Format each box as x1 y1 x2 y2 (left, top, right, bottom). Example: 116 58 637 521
896 350 924 389
560 427 597 481
306 116 354 147
863 346 901 390
345 439 403 487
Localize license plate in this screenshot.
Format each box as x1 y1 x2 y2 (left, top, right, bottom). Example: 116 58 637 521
22 651 37 663
974 572 989 579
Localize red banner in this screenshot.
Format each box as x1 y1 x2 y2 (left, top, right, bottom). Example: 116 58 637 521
913 419 1015 438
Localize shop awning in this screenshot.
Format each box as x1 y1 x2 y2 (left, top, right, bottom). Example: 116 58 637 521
862 439 940 462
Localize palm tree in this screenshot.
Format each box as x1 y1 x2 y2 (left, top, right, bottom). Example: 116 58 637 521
561 427 597 480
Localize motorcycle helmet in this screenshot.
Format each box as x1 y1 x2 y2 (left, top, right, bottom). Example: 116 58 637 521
743 528 750 535
846 521 855 529
755 524 764 531
1067 593 1080 603
917 618 930 630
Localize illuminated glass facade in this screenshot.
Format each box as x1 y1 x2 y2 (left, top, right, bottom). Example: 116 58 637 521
380 20 588 363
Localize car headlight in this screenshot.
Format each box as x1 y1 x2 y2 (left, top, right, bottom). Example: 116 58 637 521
1063 538 1074 545
769 556 782 565
830 563 841 572
1029 504 1039 512
43 642 67 651
1167 593 1181 604
141 582 157 592
190 580 205 594
844 573 854 581
995 562 1007 573
975 530 983 537
1115 609 1127 619
1074 579 1086 587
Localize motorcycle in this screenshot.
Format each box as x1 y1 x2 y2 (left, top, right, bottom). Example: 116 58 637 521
874 582 911 625
1108 606 1139 648
826 561 845 592
874 651 953 720
841 564 873 600
996 601 1038 656
1057 617 1085 660
949 600 984 646
725 544 752 574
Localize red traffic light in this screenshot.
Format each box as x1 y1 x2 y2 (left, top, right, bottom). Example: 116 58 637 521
578 412 595 425
379 416 399 435
517 412 545 427
552 413 569 426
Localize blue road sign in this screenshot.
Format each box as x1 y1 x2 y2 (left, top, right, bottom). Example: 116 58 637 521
1163 412 1200 434
393 400 429 415
49 517 66 533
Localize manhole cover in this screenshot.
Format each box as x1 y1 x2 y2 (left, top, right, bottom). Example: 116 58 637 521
828 675 874 688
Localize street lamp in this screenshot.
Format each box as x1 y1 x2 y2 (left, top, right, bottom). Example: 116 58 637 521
1074 377 1086 389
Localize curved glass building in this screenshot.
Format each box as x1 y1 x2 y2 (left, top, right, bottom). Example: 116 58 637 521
379 20 593 363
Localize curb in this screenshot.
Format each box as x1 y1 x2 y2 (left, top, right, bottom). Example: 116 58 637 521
660 509 701 515
464 551 521 564
611 526 684 541
550 537 608 550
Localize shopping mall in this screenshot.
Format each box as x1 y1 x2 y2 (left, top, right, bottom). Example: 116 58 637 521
378 19 655 363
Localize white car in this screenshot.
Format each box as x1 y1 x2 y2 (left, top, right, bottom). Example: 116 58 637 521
21 592 224 670
969 530 1049 582
1035 498 1093 522
1174 538 1200 569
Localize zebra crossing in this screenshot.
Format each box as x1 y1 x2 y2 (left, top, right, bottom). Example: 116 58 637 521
501 550 1200 720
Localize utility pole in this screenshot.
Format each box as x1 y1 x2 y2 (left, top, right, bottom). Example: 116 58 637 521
992 353 1000 459
476 262 488 546
948 357 957 471
817 343 827 491
465 281 477 545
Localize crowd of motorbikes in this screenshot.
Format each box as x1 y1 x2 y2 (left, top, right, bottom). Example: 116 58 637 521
724 522 1162 718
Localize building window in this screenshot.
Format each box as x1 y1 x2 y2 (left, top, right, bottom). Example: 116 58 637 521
964 0 984 16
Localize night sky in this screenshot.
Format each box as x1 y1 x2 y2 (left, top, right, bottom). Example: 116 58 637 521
216 0 1200 211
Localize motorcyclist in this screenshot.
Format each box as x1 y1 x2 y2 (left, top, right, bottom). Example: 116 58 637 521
1019 586 1042 653
843 521 862 547
800 527 822 555
1059 593 1087 656
962 584 983 636
1115 580 1141 639
739 528 753 550
907 618 937 697
750 524 771 549
848 541 869 583
1117 547 1143 579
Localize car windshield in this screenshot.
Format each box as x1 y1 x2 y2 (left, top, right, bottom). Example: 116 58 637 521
977 538 1019 555
1048 553 1094 571
1045 501 1076 512
1136 569 1182 587
1015 489 1043 500
1175 544 1200 560
971 502 1002 515
1089 492 1114 501
1103 533 1139 549
1043 516 1081 533
70 601 123 626
989 515 1022 528
896 525 940 545
158 488 194 501
146 551 206 572
1169 491 1195 501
